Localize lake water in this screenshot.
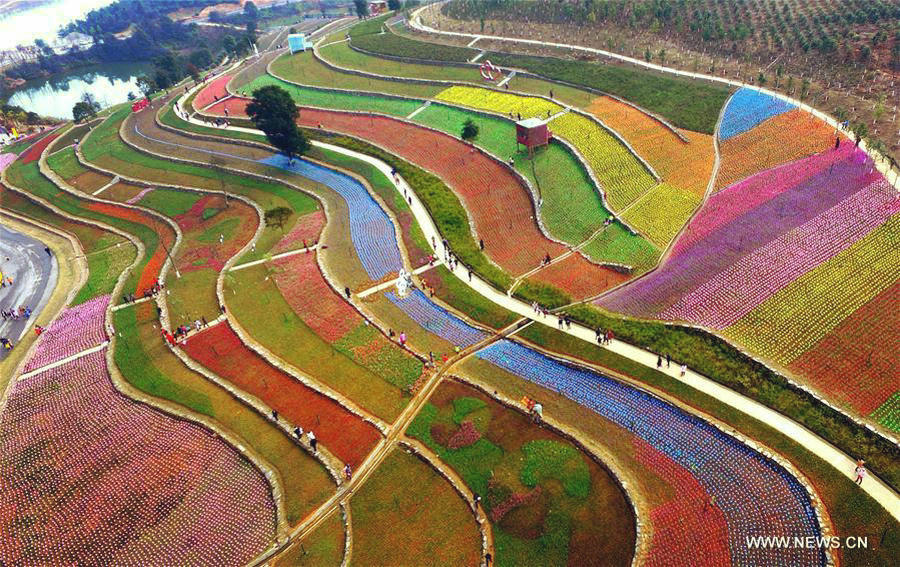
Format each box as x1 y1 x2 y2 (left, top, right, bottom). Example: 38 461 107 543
7 61 154 119
0 0 115 51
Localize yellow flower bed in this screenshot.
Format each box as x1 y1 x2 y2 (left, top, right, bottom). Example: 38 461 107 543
621 183 701 247
435 85 562 120
587 96 715 197
435 86 658 214
725 214 900 365
549 112 657 211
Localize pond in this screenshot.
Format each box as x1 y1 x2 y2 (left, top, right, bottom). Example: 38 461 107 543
7 61 154 119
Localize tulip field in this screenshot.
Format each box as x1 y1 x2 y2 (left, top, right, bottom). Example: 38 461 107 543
22 294 109 372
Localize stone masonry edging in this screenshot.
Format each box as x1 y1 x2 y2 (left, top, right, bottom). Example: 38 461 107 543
410 3 900 190
339 503 352 567
400 438 494 564
115 108 393 433
445 369 649 566
506 332 836 559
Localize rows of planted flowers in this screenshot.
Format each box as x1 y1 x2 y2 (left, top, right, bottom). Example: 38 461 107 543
621 182 701 247
526 252 630 300
271 210 325 255
476 339 825 566
791 280 899 417
633 438 730 566
661 180 900 329
718 88 795 141
182 323 382 468
385 289 489 348
260 154 404 281
585 96 714 196
292 107 568 275
0 350 275 565
22 295 110 372
715 108 837 191
599 146 879 318
433 85 659 212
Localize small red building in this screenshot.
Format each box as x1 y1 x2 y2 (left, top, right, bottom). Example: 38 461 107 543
516 117 551 152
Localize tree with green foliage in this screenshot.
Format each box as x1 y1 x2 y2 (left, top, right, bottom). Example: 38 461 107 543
72 99 99 122
388 0 401 10
264 206 292 232
244 1 259 21
354 0 369 19
136 75 156 99
644 48 652 62
246 85 310 159
461 118 479 142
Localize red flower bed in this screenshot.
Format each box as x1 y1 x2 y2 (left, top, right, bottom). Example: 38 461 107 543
206 96 251 117
0 350 275 564
489 485 542 523
295 107 567 275
173 196 258 273
183 323 382 467
20 132 59 164
271 210 325 254
193 75 232 111
86 201 176 295
634 438 730 567
790 280 900 415
527 252 630 300
446 420 481 449
272 252 360 341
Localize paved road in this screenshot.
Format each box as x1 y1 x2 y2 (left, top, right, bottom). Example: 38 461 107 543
0 222 57 358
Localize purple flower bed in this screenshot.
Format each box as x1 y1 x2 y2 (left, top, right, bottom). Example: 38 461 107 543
598 148 878 317
386 289 489 348
23 294 110 372
662 180 900 328
477 339 824 566
719 88 795 140
0 350 276 565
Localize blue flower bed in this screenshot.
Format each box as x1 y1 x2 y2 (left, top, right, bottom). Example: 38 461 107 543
719 88 795 141
386 289 488 348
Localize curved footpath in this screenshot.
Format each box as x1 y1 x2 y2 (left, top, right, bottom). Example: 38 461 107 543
409 4 900 190
175 101 900 521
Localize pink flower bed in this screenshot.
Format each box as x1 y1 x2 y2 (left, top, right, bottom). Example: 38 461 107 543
635 439 731 567
673 145 858 256
489 485 542 523
447 420 481 449
272 252 360 341
0 350 275 564
271 210 325 255
662 180 900 328
0 153 15 173
23 294 110 372
192 75 232 111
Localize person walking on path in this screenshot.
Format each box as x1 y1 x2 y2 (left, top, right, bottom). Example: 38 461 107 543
398 331 407 347
344 464 352 481
44 246 51 257
657 355 663 369
294 426 303 439
479 238 484 250
345 286 351 299
855 460 867 485
666 353 671 368
271 409 278 421
308 431 317 453
680 363 687 377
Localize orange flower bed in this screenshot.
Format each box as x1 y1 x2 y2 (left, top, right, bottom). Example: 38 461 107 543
184 323 382 468
294 107 567 275
715 109 837 191
586 97 714 197
526 253 629 301
193 75 232 111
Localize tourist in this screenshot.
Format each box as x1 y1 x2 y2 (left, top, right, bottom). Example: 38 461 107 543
308 431 317 452
479 238 484 250
468 269 473 282
294 426 303 439
508 156 515 167
532 402 543 423
557 316 564 330
345 287 351 299
271 409 278 421
201 316 208 328
680 364 687 377
44 246 51 257
596 327 603 344
854 460 867 485
606 330 614 344
344 464 352 481
666 353 671 368
657 355 663 369
399 331 407 347
473 493 482 510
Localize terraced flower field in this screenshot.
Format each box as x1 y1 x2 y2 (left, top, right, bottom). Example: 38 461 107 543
718 88 795 140
23 295 109 372
292 106 567 275
0 350 276 565
192 75 233 111
621 182 701 247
